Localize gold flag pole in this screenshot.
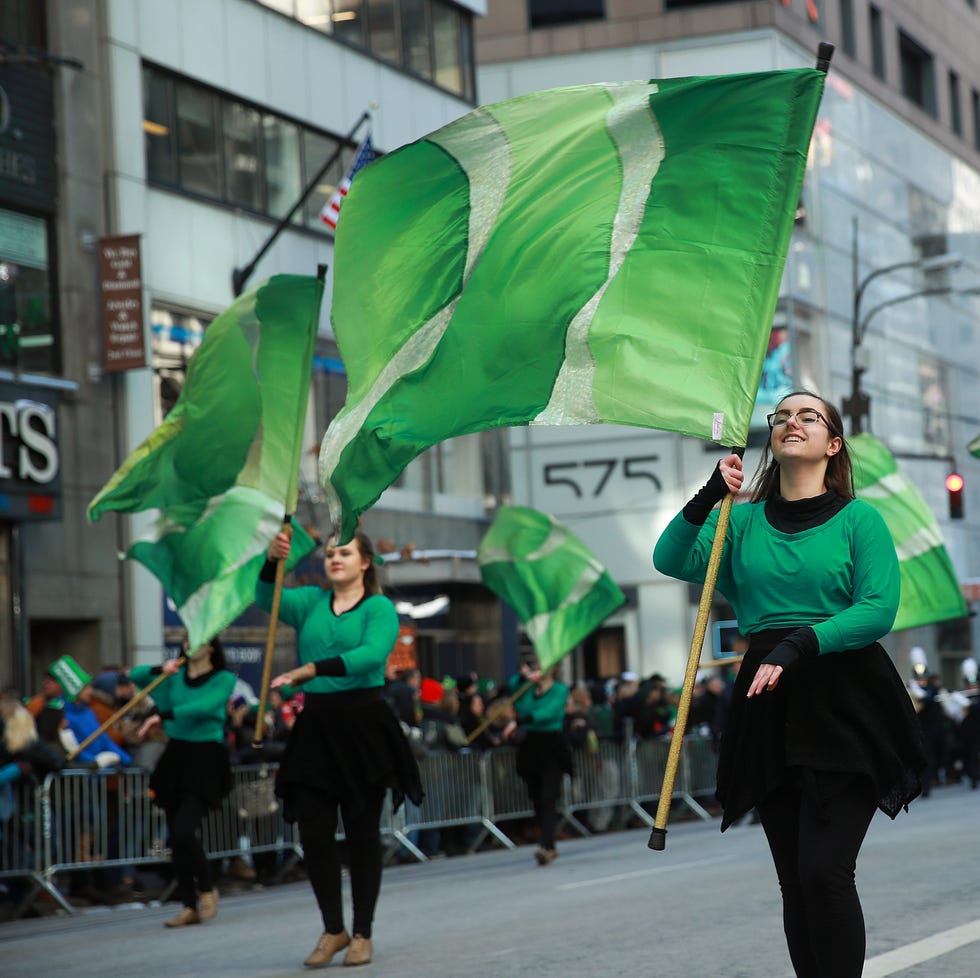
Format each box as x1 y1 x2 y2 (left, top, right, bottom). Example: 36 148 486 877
464 679 533 746
648 491 735 851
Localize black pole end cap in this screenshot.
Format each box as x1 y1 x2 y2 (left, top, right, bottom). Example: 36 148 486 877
250 740 265 752
647 827 667 851
816 42 835 73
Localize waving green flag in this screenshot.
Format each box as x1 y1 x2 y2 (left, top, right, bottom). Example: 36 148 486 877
851 433 967 630
478 506 625 670
319 68 826 542
88 274 323 650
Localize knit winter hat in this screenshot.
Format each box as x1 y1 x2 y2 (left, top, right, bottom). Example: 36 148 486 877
420 677 445 705
47 655 92 702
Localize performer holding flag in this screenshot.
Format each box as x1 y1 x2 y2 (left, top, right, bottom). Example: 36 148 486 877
654 391 925 978
129 636 235 929
258 529 423 969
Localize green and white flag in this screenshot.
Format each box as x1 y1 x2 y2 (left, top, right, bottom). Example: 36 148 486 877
851 433 967 630
88 274 323 651
968 431 980 458
320 68 826 542
478 506 625 671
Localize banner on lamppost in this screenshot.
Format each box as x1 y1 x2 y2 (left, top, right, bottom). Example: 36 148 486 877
99 234 146 373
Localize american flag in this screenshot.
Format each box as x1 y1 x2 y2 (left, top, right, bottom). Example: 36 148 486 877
320 133 378 232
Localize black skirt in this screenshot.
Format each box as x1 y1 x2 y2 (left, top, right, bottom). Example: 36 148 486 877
716 629 926 830
275 688 424 823
149 738 232 812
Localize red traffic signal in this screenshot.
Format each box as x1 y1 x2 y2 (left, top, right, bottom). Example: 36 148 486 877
946 472 964 519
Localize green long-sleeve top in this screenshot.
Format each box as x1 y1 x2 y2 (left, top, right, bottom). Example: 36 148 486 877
255 580 399 692
653 499 899 654
509 674 569 732
129 664 236 743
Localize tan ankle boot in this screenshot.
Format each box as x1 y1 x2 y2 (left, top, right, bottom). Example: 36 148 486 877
164 906 200 928
304 930 350 967
343 935 373 966
198 889 218 921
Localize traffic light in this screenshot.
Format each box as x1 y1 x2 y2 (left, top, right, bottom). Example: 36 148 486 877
946 472 964 519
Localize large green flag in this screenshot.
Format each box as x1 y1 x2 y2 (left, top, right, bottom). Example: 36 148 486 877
88 274 323 650
320 68 826 542
851 434 968 630
478 506 625 671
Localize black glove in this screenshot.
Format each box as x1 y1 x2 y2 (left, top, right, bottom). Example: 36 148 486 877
682 463 730 526
761 627 819 670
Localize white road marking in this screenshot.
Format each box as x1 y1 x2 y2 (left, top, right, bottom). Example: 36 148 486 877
864 918 980 977
555 855 729 891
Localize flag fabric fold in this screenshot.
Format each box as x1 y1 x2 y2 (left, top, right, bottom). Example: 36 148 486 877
320 68 826 542
478 506 625 671
88 274 324 650
320 132 378 232
851 433 968 630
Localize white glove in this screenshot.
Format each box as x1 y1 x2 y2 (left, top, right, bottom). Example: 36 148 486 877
95 751 122 769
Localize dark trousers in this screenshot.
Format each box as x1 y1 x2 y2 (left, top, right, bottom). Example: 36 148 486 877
524 764 563 850
165 795 213 910
757 777 877 978
296 784 386 939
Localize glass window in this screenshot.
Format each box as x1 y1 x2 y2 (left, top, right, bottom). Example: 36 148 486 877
869 4 885 80
264 115 303 221
367 0 399 62
332 0 366 47
400 0 432 79
0 210 55 374
899 31 936 118
839 0 855 58
302 130 345 229
223 102 264 210
143 68 177 185
432 0 463 97
176 83 221 197
150 307 209 424
948 70 962 136
529 0 604 27
296 0 333 32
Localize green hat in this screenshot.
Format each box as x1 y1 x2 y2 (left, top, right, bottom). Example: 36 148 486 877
48 654 92 701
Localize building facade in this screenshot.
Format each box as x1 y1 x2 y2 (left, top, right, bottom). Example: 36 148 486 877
1 0 507 693
476 0 980 686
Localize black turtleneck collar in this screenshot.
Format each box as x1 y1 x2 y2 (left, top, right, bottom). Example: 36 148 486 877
764 490 850 533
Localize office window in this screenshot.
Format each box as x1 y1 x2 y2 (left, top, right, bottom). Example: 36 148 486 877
529 0 605 28
869 4 885 80
302 130 345 229
898 31 936 117
223 103 263 210
432 0 464 96
264 116 303 222
332 0 366 46
176 83 220 196
143 67 177 185
367 0 399 62
401 0 431 77
839 0 855 57
949 70 962 136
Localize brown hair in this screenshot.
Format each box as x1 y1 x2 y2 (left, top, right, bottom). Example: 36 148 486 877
327 529 383 595
749 390 854 502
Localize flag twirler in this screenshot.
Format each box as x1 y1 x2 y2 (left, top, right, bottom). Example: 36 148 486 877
851 433 968 630
320 133 378 231
478 506 626 671
88 274 324 650
319 69 825 542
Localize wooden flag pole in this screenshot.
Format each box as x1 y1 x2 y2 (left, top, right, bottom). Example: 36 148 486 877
464 679 534 746
252 517 293 750
66 657 186 761
648 490 735 851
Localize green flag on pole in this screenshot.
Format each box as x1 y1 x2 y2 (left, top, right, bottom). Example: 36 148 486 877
319 68 826 542
851 434 967 630
478 506 625 671
88 274 323 650
968 431 980 458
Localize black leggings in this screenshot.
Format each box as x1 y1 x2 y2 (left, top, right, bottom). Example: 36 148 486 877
523 764 563 850
296 784 386 939
757 778 877 978
165 795 213 910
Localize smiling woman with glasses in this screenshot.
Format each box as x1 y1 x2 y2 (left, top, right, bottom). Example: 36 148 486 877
653 389 925 978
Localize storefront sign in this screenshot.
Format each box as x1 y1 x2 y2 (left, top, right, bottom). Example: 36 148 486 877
0 379 61 520
99 234 146 372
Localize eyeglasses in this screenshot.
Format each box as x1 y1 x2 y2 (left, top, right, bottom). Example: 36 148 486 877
766 408 830 430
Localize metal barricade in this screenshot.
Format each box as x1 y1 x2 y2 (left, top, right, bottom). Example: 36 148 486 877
0 778 47 914
560 740 633 834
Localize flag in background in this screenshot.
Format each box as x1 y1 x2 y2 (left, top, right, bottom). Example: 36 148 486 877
88 274 324 651
851 433 968 630
478 506 626 671
969 431 980 458
319 69 826 543
320 133 378 231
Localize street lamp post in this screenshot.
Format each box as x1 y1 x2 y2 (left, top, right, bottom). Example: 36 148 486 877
844 219 961 435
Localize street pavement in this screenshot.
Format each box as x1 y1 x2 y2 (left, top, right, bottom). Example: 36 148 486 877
3 784 980 977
